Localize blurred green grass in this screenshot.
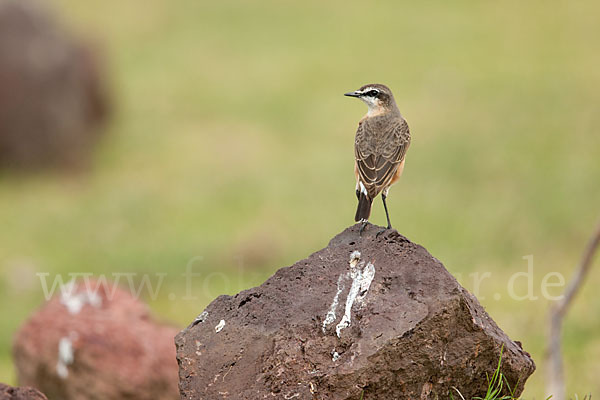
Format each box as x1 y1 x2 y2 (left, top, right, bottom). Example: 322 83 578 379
1 0 599 397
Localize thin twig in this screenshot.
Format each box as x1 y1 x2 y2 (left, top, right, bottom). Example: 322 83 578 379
547 218 600 400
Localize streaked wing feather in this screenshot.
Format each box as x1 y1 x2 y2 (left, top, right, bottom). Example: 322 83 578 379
354 118 410 198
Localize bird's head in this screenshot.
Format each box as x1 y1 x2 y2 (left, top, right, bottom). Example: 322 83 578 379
344 83 398 116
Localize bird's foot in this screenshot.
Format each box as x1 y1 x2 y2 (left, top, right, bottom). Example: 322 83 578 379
376 225 392 238
358 220 368 236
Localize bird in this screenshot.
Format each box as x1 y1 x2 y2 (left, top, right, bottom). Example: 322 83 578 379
344 84 411 236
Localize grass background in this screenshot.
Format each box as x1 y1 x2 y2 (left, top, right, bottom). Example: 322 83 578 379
1 0 599 397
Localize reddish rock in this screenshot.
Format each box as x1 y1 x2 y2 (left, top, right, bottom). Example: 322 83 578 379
0 383 48 400
176 224 535 399
0 0 109 170
13 280 179 400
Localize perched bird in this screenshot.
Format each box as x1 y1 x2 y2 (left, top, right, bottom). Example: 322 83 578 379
345 84 411 235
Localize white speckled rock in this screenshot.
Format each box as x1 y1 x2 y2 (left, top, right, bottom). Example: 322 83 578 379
13 280 179 400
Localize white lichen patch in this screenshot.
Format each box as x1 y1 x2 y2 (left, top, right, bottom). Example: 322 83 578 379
60 280 102 315
215 319 225 333
56 336 74 378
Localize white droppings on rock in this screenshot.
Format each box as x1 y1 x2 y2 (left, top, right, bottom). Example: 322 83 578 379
322 274 345 333
60 280 102 314
355 262 375 305
332 349 340 362
322 250 376 337
193 311 208 325
335 251 376 337
215 319 225 333
349 250 361 267
56 336 74 378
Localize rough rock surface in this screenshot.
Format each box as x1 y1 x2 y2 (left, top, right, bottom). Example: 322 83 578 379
13 280 179 400
0 0 108 170
0 383 48 400
176 224 535 400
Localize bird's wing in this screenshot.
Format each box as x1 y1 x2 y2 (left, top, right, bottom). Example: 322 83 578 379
355 117 410 199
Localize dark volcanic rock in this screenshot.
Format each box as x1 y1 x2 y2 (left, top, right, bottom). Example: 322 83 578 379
0 383 48 400
0 0 109 170
175 224 535 400
13 280 179 400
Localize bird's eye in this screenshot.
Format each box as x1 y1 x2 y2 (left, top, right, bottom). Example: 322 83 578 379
368 90 379 97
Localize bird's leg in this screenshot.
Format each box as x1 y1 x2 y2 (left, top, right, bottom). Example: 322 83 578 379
382 193 392 229
359 219 368 236
377 193 392 237
357 189 367 237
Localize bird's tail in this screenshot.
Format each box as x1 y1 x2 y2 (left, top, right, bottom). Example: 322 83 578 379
355 191 373 222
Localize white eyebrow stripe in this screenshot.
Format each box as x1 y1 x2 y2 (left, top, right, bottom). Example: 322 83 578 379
359 87 379 95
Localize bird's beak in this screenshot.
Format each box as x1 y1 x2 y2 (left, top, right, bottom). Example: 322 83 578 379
344 91 361 98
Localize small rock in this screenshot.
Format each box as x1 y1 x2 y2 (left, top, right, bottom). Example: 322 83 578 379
0 0 109 170
0 382 48 400
13 280 179 400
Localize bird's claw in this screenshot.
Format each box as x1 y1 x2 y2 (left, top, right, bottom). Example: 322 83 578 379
376 226 392 238
358 221 368 236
